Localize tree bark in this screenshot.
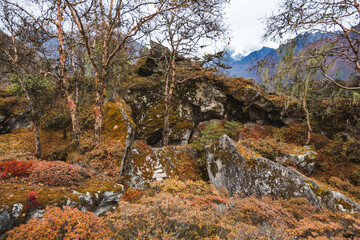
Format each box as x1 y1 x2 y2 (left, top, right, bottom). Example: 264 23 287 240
303 86 312 145
94 75 104 145
57 0 81 142
33 120 41 159
162 54 176 146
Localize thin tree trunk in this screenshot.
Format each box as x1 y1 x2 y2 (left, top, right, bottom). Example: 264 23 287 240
57 1 81 142
21 77 41 159
94 75 104 145
66 94 81 141
163 72 171 146
33 120 41 159
162 54 176 146
303 86 312 145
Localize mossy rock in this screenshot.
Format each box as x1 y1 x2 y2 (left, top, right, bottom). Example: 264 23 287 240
103 100 134 142
206 134 360 213
122 141 200 189
127 91 194 146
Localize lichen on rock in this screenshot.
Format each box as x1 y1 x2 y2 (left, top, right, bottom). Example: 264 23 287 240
206 134 360 213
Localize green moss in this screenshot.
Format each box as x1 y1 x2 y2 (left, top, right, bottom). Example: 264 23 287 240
103 100 134 142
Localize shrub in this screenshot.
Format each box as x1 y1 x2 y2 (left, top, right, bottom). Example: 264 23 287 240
192 120 242 151
24 191 39 212
107 180 360 239
121 189 146 203
0 160 34 179
6 206 111 240
27 161 92 187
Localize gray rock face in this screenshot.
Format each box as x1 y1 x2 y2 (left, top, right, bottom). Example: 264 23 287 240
126 46 284 146
0 203 23 234
123 142 198 189
93 191 123 216
206 135 360 213
276 146 317 176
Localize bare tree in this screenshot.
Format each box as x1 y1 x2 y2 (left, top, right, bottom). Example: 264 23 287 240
64 0 174 144
6 0 85 142
0 1 53 158
264 0 360 90
149 0 229 146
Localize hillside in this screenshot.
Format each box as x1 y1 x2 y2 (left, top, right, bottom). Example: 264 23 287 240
1 43 360 239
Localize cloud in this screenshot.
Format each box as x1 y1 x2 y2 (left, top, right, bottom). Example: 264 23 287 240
226 0 281 55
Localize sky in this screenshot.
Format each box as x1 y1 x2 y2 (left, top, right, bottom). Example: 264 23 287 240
226 0 282 56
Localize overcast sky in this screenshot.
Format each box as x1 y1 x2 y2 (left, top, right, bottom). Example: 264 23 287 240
226 0 282 56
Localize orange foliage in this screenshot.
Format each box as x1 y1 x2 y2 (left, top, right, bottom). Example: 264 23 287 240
7 206 111 240
121 188 146 203
108 180 360 239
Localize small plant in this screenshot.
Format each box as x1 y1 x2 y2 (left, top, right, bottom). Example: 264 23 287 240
192 120 242 151
24 191 39 212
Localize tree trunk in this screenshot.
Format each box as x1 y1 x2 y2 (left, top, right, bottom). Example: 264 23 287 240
66 93 81 141
163 73 171 146
162 55 176 146
33 120 41 159
62 126 67 140
57 0 81 143
303 86 312 145
94 77 104 145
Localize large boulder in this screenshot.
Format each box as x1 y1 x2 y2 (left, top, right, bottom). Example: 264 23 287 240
122 141 200 189
206 135 360 213
125 69 284 146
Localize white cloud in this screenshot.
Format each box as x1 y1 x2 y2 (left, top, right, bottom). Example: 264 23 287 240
226 0 282 55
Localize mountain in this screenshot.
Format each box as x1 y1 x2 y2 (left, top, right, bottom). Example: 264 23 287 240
226 47 278 80
227 32 357 82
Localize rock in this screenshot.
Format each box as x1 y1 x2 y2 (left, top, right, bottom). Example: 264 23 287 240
206 135 360 212
122 141 199 189
0 209 12 234
0 188 123 235
0 203 23 235
192 82 226 117
275 146 317 176
94 191 123 216
0 112 32 134
29 209 45 219
125 59 284 146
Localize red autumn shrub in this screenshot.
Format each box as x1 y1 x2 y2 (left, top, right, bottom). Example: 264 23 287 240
6 206 111 240
0 160 34 179
24 191 39 212
27 161 92 186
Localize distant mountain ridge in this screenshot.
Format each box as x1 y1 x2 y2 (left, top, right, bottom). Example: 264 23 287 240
227 32 356 82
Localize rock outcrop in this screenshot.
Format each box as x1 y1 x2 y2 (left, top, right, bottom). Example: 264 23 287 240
0 187 123 235
125 69 284 147
206 135 360 213
122 141 199 189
